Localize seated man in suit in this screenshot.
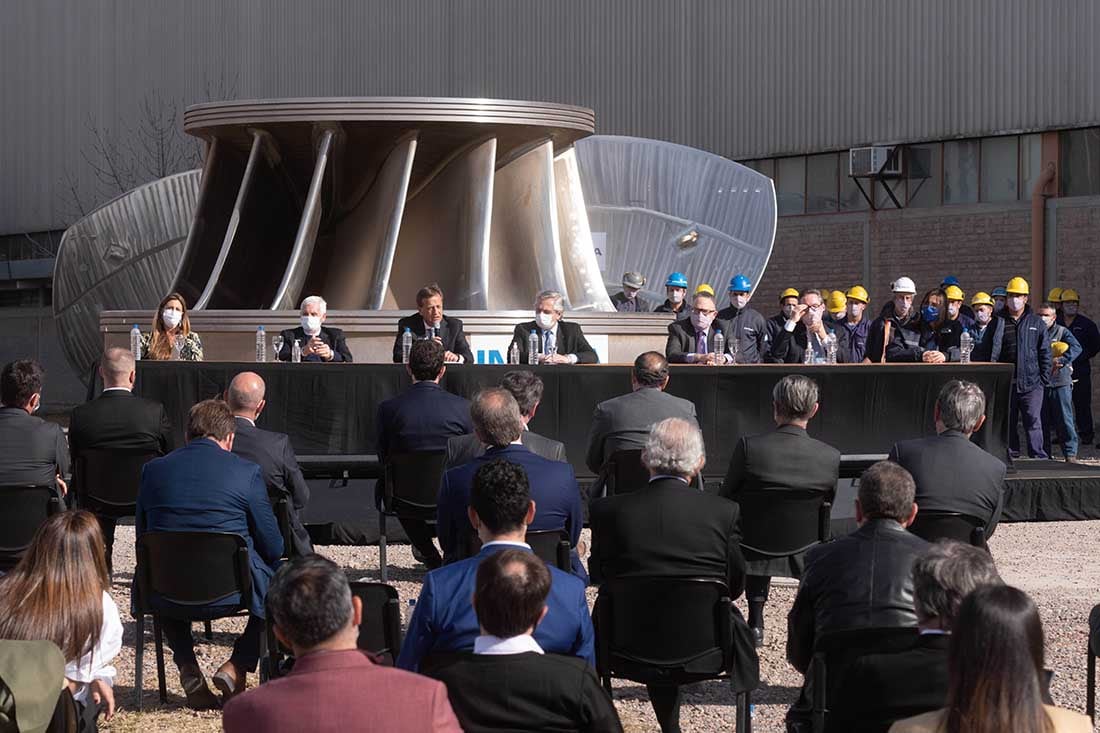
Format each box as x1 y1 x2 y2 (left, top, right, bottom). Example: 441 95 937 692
0 359 69 495
226 371 312 558
721 374 840 646
769 288 852 364
888 379 1006 538
136 399 283 709
785 461 929 732
69 347 174 572
376 339 473 569
277 295 353 362
665 291 735 364
590 418 758 733
510 290 599 364
436 388 585 579
398 458 594 672
446 370 565 469
392 282 474 364
223 555 461 733
429 549 622 733
832 541 1003 733
585 351 697 502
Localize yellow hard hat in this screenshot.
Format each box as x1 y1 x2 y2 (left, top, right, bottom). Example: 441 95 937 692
779 287 800 301
1052 341 1069 358
971 291 995 308
845 285 869 303
826 290 847 314
1048 287 1064 303
943 285 965 302
695 283 715 297
1061 288 1080 303
1006 276 1030 295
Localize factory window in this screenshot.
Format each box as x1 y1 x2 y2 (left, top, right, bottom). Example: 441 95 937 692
1018 134 1044 200
907 143 942 207
943 140 980 204
805 153 839 213
980 136 1019 203
839 166 869 211
1060 127 1100 196
775 156 806 216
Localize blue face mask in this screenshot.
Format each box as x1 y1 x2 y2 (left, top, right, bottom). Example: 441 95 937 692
921 305 939 323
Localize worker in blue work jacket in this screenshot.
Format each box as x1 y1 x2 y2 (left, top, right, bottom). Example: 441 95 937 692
654 272 689 319
941 275 975 320
716 274 769 363
834 285 872 363
1057 288 1100 446
966 292 1004 362
1038 301 1083 462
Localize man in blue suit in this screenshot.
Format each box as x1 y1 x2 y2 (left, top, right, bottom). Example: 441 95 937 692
136 399 283 710
436 387 585 581
398 458 593 672
376 339 474 568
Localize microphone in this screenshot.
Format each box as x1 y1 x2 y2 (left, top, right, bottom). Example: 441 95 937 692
432 321 442 340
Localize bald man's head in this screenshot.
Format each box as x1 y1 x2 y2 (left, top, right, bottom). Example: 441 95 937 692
227 372 266 418
100 347 135 389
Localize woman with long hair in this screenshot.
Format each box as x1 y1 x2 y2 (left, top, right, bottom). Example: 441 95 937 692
141 291 203 360
916 288 963 363
0 511 122 729
890 585 1089 733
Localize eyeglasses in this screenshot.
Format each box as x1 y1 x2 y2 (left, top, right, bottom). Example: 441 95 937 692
692 307 717 316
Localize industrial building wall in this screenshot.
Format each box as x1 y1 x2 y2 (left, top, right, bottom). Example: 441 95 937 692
3 0 1100 235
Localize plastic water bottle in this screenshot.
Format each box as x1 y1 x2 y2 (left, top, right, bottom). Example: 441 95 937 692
959 330 973 363
713 329 725 365
527 330 539 365
509 342 520 365
825 332 838 364
255 326 266 363
292 339 302 363
401 327 413 363
130 324 142 360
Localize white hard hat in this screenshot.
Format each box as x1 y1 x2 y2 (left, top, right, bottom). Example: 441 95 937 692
891 277 916 294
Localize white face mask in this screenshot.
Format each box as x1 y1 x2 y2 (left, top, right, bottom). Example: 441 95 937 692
894 297 912 317
1008 296 1026 313
669 289 685 304
847 303 865 319
947 303 960 317
162 308 183 329
535 312 556 330
301 315 322 334
1064 303 1079 316
1041 315 1056 328
782 304 797 319
976 309 992 324
690 312 714 332
731 294 750 309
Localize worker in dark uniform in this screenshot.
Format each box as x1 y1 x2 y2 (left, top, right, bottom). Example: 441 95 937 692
864 276 924 363
766 288 801 351
1000 277 1052 459
824 290 846 326
834 285 871 363
944 284 975 330
654 272 689 318
610 271 652 312
716 274 769 363
1048 288 1064 320
991 286 1008 315
967 292 1004 362
1057 288 1100 445
941 275 975 320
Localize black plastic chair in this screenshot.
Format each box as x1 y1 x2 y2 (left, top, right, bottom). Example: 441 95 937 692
525 528 572 572
351 581 404 666
379 451 447 582
736 490 833 559
74 448 157 569
810 626 919 733
269 494 294 560
601 449 705 496
133 531 256 710
907 510 988 550
595 576 754 733
0 485 63 571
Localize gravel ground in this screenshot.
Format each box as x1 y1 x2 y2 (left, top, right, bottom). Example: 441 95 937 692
98 512 1100 733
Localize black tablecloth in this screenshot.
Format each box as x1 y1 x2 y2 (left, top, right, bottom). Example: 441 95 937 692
136 362 1013 479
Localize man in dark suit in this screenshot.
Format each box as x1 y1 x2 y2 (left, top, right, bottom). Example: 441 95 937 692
0 359 68 494
69 347 174 570
399 458 594 671
831 542 1003 733
665 291 735 364
277 294 353 362
437 388 585 580
590 417 757 732
428 549 622 733
721 374 840 645
585 351 697 501
226 371 312 558
136 399 283 709
445 370 565 468
376 339 473 568
769 289 852 363
510 290 599 364
391 282 475 364
224 555 461 733
888 379 1006 538
785 461 928 732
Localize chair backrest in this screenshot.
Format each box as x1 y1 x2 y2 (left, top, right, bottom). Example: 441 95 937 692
907 510 987 549
382 451 447 515
0 485 62 569
269 495 294 559
75 448 157 515
596 576 732 684
525 528 571 572
604 449 648 495
350 581 403 666
737 490 832 556
135 531 251 612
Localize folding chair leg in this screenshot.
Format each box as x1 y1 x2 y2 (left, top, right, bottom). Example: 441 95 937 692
1087 644 1096 722
259 621 271 683
135 614 145 712
379 512 388 583
736 690 752 733
152 615 168 703
602 675 612 697
204 620 213 640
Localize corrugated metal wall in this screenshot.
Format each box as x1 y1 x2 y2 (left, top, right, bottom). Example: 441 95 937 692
3 0 1099 234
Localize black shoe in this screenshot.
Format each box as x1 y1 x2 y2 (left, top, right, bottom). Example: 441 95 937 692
751 627 765 648
411 544 443 570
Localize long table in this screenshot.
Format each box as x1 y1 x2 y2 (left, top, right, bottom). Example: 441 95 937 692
135 362 1014 479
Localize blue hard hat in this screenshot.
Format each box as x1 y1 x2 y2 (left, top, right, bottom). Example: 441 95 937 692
991 286 1008 297
729 274 752 292
941 275 960 287
665 272 688 288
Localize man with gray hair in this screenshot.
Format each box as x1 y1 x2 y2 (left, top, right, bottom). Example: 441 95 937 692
888 379 1006 538
436 387 585 578
591 417 757 731
833 542 1003 731
278 294 353 362
223 555 461 732
721 375 840 645
510 290 599 364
